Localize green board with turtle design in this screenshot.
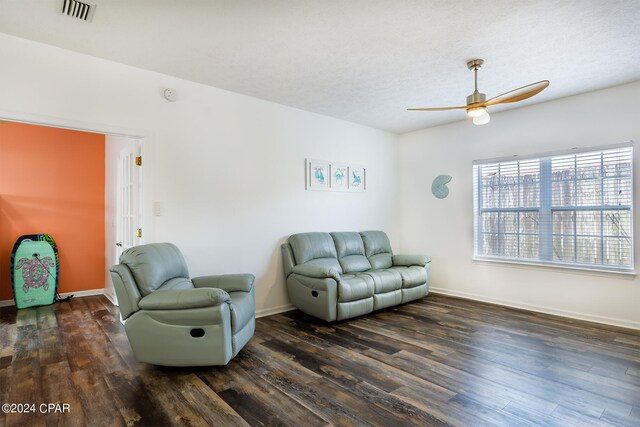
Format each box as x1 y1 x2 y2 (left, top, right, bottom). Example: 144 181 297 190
10 234 59 309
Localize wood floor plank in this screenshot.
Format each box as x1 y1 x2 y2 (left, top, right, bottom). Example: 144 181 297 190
70 368 126 426
103 370 175 427
40 360 86 427
501 400 563 427
550 404 609 427
1 293 639 426
214 364 327 427
140 371 214 427
167 373 251 427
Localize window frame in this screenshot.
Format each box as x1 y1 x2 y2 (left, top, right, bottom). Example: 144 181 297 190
472 142 634 273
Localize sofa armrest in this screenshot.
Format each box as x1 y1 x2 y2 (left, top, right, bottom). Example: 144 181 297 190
192 274 255 293
291 263 341 280
138 288 230 310
393 255 432 267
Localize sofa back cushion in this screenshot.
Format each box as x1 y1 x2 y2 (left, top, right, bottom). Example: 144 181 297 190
331 232 372 273
360 230 393 269
119 242 191 296
289 232 337 264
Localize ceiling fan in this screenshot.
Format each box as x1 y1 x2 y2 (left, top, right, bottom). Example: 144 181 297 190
408 59 549 125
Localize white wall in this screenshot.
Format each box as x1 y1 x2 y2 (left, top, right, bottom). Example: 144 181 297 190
0 34 399 315
398 80 640 329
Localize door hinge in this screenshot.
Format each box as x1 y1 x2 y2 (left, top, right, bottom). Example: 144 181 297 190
135 156 142 166
136 228 142 238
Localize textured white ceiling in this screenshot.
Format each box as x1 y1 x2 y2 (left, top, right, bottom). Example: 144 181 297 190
1 0 640 133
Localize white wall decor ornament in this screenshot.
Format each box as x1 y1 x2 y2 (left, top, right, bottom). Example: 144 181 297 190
431 175 452 199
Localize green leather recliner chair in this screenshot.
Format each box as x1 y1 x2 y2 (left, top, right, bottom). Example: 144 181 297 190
109 242 255 366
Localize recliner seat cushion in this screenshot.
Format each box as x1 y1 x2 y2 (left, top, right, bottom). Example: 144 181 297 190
390 266 428 288
338 274 374 302
289 232 337 264
120 243 190 296
362 269 402 293
360 231 393 269
331 232 372 273
337 298 373 320
157 277 194 292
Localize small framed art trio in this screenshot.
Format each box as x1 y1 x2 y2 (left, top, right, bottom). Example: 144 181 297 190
305 158 366 192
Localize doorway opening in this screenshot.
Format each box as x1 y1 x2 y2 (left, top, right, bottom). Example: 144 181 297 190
0 117 146 306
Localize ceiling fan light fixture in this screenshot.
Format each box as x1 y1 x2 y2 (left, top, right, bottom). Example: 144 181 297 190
467 106 487 118
473 112 491 125
407 59 549 127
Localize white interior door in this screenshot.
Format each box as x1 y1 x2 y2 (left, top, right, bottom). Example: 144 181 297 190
116 142 143 260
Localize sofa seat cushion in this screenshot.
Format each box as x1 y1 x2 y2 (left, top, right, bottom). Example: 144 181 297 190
338 274 374 302
337 298 373 320
402 283 429 303
228 291 255 334
362 269 402 293
373 289 402 310
389 266 428 289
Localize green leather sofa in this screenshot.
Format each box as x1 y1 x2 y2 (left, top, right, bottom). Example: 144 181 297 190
109 243 255 366
282 231 431 321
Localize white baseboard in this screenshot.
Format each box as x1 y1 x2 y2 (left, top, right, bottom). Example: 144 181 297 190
429 287 640 331
61 289 105 298
0 288 106 308
103 290 118 306
256 304 295 318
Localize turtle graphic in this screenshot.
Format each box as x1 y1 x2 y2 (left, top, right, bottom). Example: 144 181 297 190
15 254 54 293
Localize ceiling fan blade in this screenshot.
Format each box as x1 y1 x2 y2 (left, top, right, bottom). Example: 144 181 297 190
484 80 549 106
407 106 468 111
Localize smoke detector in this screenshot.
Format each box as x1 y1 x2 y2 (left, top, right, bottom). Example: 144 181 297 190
61 0 96 22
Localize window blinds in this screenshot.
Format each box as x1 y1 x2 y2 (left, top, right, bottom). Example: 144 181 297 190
473 144 633 271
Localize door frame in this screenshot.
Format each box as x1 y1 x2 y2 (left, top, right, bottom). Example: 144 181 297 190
0 108 152 305
115 140 143 258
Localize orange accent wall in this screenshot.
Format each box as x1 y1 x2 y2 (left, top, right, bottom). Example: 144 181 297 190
0 122 105 301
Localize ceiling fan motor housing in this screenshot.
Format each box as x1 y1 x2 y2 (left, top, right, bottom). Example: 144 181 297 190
467 91 486 106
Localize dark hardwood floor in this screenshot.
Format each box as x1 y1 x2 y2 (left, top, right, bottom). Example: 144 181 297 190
1 293 639 426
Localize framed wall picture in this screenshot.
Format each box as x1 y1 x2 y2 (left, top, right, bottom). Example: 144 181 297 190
348 165 366 191
330 163 349 191
306 159 330 190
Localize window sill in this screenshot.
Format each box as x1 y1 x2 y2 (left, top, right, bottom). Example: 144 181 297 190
472 257 637 277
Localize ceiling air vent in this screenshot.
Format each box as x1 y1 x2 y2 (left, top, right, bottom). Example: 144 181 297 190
61 0 95 21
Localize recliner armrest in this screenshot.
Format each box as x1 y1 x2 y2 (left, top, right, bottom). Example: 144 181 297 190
291 264 341 280
392 255 432 267
110 263 141 320
192 274 255 293
138 288 230 310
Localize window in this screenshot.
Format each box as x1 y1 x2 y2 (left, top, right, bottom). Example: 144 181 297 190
473 144 633 272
